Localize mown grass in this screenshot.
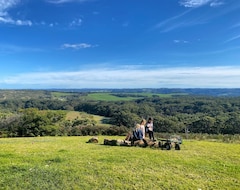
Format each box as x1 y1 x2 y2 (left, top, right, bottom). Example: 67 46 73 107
0 136 239 190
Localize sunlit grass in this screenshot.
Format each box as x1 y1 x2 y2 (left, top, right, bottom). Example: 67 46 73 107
65 111 111 126
86 93 138 101
0 136 239 189
86 92 187 101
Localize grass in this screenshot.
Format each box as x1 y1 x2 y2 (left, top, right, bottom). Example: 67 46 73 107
66 111 111 126
50 92 187 102
0 136 239 190
85 92 186 101
86 93 138 101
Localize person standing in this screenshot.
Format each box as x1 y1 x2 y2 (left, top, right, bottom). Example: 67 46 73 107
139 119 146 139
146 117 155 141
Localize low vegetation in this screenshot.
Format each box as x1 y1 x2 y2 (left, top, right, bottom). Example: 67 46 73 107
0 136 239 189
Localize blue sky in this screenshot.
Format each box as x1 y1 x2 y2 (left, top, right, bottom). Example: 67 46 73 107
0 0 240 89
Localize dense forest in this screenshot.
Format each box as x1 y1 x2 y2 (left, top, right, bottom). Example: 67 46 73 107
0 90 240 137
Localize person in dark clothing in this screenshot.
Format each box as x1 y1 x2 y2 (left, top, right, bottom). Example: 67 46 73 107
131 124 143 145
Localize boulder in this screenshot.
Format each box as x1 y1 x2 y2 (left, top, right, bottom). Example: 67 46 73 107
86 137 99 143
104 139 118 146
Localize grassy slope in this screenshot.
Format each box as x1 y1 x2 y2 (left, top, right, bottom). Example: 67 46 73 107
66 111 111 126
0 136 239 190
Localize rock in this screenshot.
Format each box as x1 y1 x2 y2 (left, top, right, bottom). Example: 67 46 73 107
104 139 118 146
86 137 98 143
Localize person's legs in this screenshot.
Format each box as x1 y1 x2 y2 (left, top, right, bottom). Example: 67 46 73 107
149 131 155 140
149 131 153 140
152 132 155 141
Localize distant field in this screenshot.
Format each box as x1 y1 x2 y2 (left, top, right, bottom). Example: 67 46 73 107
66 111 111 126
51 92 76 98
0 136 239 189
51 92 186 101
86 93 139 101
0 90 187 102
85 92 186 101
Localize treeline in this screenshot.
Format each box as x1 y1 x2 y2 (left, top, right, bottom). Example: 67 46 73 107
0 108 128 137
74 96 240 134
1 95 240 137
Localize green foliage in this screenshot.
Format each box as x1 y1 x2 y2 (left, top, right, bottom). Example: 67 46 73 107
1 90 240 136
0 136 239 189
0 109 66 137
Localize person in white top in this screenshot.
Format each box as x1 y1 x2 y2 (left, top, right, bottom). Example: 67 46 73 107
139 119 146 139
146 117 155 141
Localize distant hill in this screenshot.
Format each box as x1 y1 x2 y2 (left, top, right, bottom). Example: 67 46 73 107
48 88 240 97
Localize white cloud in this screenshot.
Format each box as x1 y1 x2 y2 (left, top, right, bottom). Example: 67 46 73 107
154 10 206 33
0 0 18 11
69 18 82 27
179 0 224 8
61 43 97 50
154 0 224 32
179 0 211 7
224 35 240 43
174 40 189 44
210 1 224 7
46 0 93 4
1 66 240 88
0 0 32 26
154 9 191 29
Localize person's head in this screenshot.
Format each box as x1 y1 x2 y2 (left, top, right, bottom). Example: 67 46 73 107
148 117 153 123
140 119 146 125
135 124 141 129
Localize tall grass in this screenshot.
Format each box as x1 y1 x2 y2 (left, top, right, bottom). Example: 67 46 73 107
0 136 239 190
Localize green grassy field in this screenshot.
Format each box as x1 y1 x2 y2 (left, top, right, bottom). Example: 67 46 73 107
86 93 140 101
85 92 184 101
0 136 239 190
66 111 111 126
49 91 187 101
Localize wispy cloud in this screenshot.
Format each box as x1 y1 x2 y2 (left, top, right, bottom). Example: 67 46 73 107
179 0 224 8
224 35 240 43
69 18 82 27
46 0 94 4
61 43 98 50
169 46 240 57
210 1 224 7
154 0 226 32
230 22 240 29
1 66 240 88
154 9 207 32
174 40 189 44
154 9 192 29
0 0 32 26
